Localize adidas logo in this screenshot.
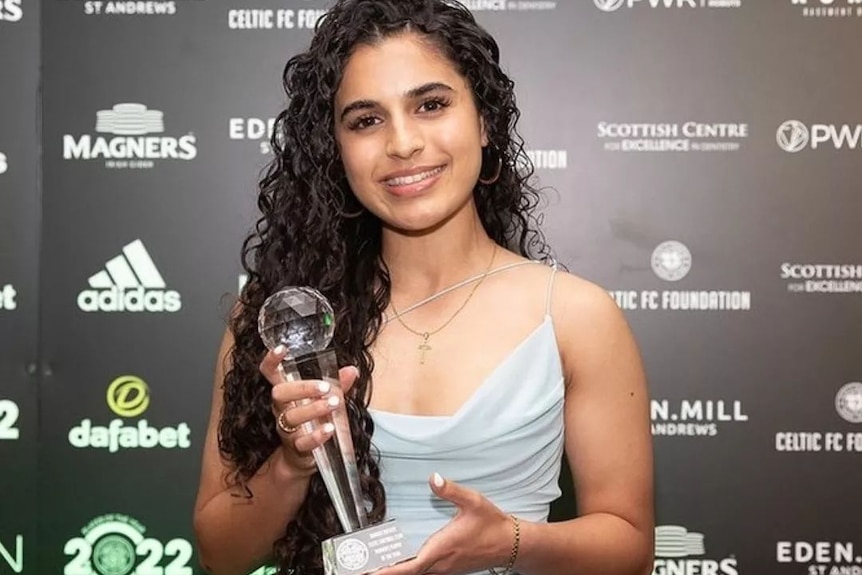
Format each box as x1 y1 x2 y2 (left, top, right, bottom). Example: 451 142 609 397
77 240 181 313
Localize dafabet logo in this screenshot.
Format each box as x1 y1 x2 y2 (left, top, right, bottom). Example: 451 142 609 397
68 375 190 452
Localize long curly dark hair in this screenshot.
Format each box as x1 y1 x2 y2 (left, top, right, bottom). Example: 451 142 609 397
219 1 551 573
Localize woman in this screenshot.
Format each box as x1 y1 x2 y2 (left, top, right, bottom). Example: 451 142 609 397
193 1 654 575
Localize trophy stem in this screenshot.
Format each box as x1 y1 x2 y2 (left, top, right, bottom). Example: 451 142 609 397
283 350 368 533
313 409 369 532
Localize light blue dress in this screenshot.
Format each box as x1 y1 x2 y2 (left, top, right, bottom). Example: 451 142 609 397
369 264 566 556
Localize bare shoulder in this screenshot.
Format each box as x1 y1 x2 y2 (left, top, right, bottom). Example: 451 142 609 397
548 270 644 388
550 269 626 335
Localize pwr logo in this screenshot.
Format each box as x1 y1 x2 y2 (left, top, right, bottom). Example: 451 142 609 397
595 0 741 10
778 120 862 151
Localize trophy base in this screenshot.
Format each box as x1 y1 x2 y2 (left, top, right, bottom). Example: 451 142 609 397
322 519 415 575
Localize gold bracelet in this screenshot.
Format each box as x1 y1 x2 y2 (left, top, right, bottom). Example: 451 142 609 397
488 515 520 575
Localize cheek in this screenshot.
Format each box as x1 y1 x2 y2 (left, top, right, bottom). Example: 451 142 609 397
339 139 377 196
440 124 483 180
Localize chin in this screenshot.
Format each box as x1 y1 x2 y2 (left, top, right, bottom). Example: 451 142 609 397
382 203 466 235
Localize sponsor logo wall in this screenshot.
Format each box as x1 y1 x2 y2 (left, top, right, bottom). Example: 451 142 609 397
1 3 39 572
3 1 861 574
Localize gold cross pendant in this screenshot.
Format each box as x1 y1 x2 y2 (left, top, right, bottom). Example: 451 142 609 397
418 332 431 365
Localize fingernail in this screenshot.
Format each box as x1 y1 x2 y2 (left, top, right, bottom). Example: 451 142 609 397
432 472 445 487
274 345 285 355
323 422 335 434
327 395 340 408
318 380 331 393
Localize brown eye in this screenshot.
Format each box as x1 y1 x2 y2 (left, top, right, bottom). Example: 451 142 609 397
419 98 451 113
350 116 379 131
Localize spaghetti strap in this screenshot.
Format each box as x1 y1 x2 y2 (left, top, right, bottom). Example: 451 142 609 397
545 260 558 317
384 259 543 324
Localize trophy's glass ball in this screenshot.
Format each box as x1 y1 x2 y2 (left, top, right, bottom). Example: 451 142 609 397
258 287 335 355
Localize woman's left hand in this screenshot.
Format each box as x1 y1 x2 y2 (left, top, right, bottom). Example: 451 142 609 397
375 474 514 575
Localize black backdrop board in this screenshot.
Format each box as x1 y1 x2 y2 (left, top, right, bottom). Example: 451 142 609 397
0 0 40 573
39 0 225 571
3 1 862 574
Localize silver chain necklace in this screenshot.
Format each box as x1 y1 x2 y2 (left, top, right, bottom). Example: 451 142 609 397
382 259 547 324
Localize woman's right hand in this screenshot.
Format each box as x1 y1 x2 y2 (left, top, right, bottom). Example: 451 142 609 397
259 345 359 476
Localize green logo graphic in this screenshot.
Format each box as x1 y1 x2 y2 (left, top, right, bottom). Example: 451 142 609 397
107 375 150 417
64 514 193 575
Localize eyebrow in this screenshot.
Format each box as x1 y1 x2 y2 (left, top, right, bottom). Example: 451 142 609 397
338 82 455 122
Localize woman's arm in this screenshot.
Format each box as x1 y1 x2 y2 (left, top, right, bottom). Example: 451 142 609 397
192 327 313 575
514 274 655 575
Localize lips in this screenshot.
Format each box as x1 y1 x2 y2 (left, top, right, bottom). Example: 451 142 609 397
379 164 447 198
382 165 445 187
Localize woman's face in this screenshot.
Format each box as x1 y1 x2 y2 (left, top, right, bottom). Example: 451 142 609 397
334 33 487 233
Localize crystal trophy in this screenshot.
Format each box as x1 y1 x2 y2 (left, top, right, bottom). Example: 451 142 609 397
258 287 415 575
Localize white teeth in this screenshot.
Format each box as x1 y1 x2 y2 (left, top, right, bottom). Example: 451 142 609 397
385 166 443 187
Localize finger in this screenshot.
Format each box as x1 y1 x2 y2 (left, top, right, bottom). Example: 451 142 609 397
429 473 481 510
338 365 360 394
259 345 290 386
275 394 342 429
293 421 336 453
271 379 332 413
373 553 436 575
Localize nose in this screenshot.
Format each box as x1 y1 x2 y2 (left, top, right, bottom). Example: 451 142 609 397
385 114 424 159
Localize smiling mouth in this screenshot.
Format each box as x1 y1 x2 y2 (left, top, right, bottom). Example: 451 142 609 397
383 165 445 187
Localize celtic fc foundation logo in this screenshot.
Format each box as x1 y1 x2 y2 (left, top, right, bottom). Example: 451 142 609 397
836 382 862 424
651 241 693 282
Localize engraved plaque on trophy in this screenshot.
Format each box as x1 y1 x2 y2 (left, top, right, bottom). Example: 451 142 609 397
258 287 415 575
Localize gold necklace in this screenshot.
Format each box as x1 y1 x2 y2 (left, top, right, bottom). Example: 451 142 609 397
390 245 497 365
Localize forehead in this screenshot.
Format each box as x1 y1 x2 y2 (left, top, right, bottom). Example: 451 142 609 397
335 33 467 104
